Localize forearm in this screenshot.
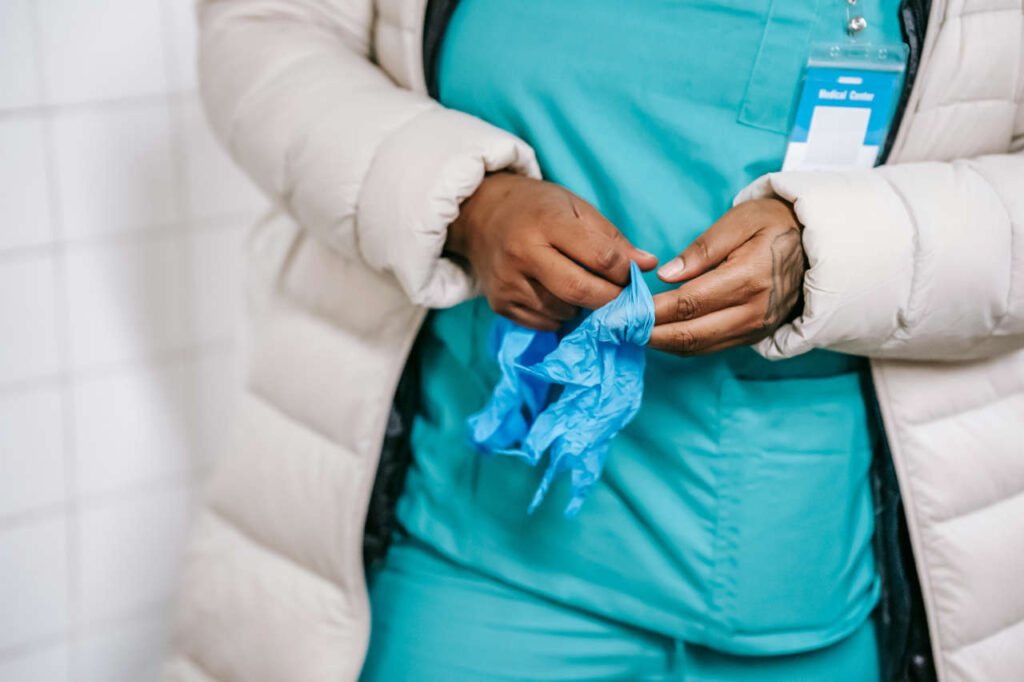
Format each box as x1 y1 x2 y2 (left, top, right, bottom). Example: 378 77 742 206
198 0 540 307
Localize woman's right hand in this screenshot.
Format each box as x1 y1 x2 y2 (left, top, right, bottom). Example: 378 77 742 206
445 173 658 331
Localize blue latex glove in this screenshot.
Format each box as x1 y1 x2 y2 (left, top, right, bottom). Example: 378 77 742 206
467 261 655 516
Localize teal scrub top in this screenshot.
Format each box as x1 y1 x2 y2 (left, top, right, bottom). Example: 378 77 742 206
398 0 899 656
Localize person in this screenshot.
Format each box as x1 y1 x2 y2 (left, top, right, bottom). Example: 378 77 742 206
164 1 1024 682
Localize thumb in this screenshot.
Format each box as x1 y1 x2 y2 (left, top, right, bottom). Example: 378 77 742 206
657 203 763 283
628 244 659 272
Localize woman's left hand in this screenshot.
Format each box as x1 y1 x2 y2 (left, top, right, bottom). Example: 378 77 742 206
649 198 807 356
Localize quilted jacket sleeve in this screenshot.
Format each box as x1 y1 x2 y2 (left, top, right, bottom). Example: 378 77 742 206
197 0 540 308
736 151 1024 361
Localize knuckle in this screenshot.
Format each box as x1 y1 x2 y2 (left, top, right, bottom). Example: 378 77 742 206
671 327 701 354
504 240 527 265
751 274 771 295
594 244 621 272
488 296 510 316
693 237 712 264
563 276 591 303
747 311 770 335
674 294 700 321
760 308 781 332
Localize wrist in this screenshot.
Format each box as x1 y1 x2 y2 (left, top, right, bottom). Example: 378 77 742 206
445 210 471 259
446 171 518 259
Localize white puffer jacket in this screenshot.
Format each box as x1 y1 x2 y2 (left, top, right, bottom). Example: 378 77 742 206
164 1 1024 681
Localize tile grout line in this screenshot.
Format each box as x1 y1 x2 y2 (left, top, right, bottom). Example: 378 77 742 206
0 89 199 122
0 599 172 662
24 1 77 677
0 466 214 536
157 0 194 666
159 0 204 472
158 2 219 597
0 337 236 399
0 206 267 266
0 504 67 536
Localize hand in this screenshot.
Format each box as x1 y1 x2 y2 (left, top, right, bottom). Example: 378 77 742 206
446 173 658 331
648 198 806 356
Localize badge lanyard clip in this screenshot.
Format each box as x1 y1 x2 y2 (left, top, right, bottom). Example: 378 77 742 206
845 0 869 37
782 0 909 171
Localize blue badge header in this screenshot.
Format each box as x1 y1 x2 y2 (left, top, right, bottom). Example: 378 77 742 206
790 66 902 147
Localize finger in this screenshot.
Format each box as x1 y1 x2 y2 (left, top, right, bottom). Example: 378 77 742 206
696 333 770 356
572 198 660 272
657 200 788 283
521 278 579 320
503 303 561 332
555 231 632 285
648 305 760 356
554 199 659 279
631 248 659 272
551 224 651 286
528 246 624 310
653 250 766 325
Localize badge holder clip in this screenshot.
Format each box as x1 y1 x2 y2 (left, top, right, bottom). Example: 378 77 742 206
782 14 909 172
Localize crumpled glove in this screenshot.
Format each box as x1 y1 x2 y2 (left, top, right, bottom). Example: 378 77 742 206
467 261 655 516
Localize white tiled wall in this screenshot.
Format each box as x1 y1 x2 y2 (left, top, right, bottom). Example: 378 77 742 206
0 1 265 677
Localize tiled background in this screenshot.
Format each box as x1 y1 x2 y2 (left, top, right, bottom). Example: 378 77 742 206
0 0 266 679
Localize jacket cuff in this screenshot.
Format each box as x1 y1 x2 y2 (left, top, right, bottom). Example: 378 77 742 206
356 108 541 308
734 170 914 360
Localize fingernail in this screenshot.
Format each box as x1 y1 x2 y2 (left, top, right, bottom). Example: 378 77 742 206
657 257 685 280
635 249 656 261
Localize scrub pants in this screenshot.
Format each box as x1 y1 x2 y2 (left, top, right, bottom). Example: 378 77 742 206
360 536 880 682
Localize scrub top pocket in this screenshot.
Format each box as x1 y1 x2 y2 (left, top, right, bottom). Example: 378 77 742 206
737 0 823 134
708 372 880 647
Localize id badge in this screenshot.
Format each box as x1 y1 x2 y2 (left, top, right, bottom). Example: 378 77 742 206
783 43 908 171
